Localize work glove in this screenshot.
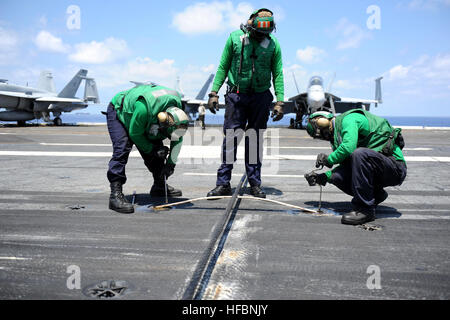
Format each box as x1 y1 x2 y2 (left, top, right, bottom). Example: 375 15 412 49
207 91 219 114
304 171 327 186
161 163 176 179
151 145 170 160
271 101 284 121
316 153 332 169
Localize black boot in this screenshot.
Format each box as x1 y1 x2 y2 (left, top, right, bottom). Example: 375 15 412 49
207 184 232 199
341 208 375 225
249 185 266 198
150 183 182 197
109 182 134 214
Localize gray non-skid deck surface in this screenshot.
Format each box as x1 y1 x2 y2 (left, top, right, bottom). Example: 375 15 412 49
0 124 449 299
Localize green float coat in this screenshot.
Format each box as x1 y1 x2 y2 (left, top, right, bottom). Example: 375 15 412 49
211 30 284 102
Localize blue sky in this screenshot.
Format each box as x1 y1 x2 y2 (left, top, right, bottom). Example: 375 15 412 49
0 0 449 116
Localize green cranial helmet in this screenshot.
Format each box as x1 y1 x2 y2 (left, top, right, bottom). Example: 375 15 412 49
248 8 275 35
165 106 189 140
306 111 334 139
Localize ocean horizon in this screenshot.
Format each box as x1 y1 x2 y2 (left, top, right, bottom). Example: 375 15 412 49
56 112 450 128
2 112 450 128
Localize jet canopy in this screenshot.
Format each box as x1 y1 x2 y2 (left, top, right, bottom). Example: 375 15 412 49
309 76 323 87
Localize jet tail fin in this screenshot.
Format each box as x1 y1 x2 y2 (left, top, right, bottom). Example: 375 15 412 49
375 76 383 105
83 78 100 103
195 73 214 100
58 69 88 98
37 70 56 93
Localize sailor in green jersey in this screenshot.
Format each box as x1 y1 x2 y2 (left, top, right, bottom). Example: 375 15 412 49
106 84 189 214
206 8 285 199
304 109 407 225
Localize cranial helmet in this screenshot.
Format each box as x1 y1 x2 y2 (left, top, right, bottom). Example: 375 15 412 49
247 8 275 35
306 111 334 140
157 106 189 140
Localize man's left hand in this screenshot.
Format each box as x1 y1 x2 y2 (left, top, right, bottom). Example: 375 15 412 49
271 101 284 121
316 153 332 168
161 163 176 179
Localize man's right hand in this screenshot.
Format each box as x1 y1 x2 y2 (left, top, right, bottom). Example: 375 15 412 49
207 91 219 114
304 171 327 186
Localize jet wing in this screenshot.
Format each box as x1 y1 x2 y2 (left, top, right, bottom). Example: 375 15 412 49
49 103 88 112
287 92 307 102
339 97 378 104
35 97 84 103
0 90 41 99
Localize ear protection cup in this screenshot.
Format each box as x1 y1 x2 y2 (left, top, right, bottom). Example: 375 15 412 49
157 112 168 124
316 117 330 129
158 112 174 127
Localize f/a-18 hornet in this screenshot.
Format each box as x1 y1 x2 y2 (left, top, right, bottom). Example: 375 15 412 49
0 69 99 126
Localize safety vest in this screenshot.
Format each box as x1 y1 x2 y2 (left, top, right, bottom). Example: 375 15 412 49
228 30 277 93
333 109 403 156
111 85 182 134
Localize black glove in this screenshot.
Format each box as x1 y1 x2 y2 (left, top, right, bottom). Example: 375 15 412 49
271 101 284 121
316 153 332 168
151 145 169 160
161 163 175 179
207 92 219 114
304 172 327 186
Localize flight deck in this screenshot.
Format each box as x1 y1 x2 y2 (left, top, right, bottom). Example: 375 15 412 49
0 124 449 300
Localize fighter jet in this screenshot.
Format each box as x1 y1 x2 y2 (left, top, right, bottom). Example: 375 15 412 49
0 69 99 126
285 75 383 129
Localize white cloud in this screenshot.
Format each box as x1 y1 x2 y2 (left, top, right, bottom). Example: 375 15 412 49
172 1 254 34
383 53 450 97
34 31 69 53
227 2 254 30
91 57 179 88
68 37 130 64
296 46 326 64
334 18 371 50
387 65 410 80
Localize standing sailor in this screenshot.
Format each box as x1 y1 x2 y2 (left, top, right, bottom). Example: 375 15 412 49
206 8 285 199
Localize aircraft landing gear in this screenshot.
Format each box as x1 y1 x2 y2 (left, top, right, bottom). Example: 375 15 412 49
53 117 62 126
17 120 26 127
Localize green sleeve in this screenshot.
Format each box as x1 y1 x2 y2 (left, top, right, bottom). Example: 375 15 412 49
211 35 233 93
129 99 153 154
327 113 368 165
325 170 333 182
167 136 183 165
271 39 284 102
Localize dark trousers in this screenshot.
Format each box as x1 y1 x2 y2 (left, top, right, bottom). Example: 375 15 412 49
330 148 407 209
216 90 273 187
106 103 164 185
